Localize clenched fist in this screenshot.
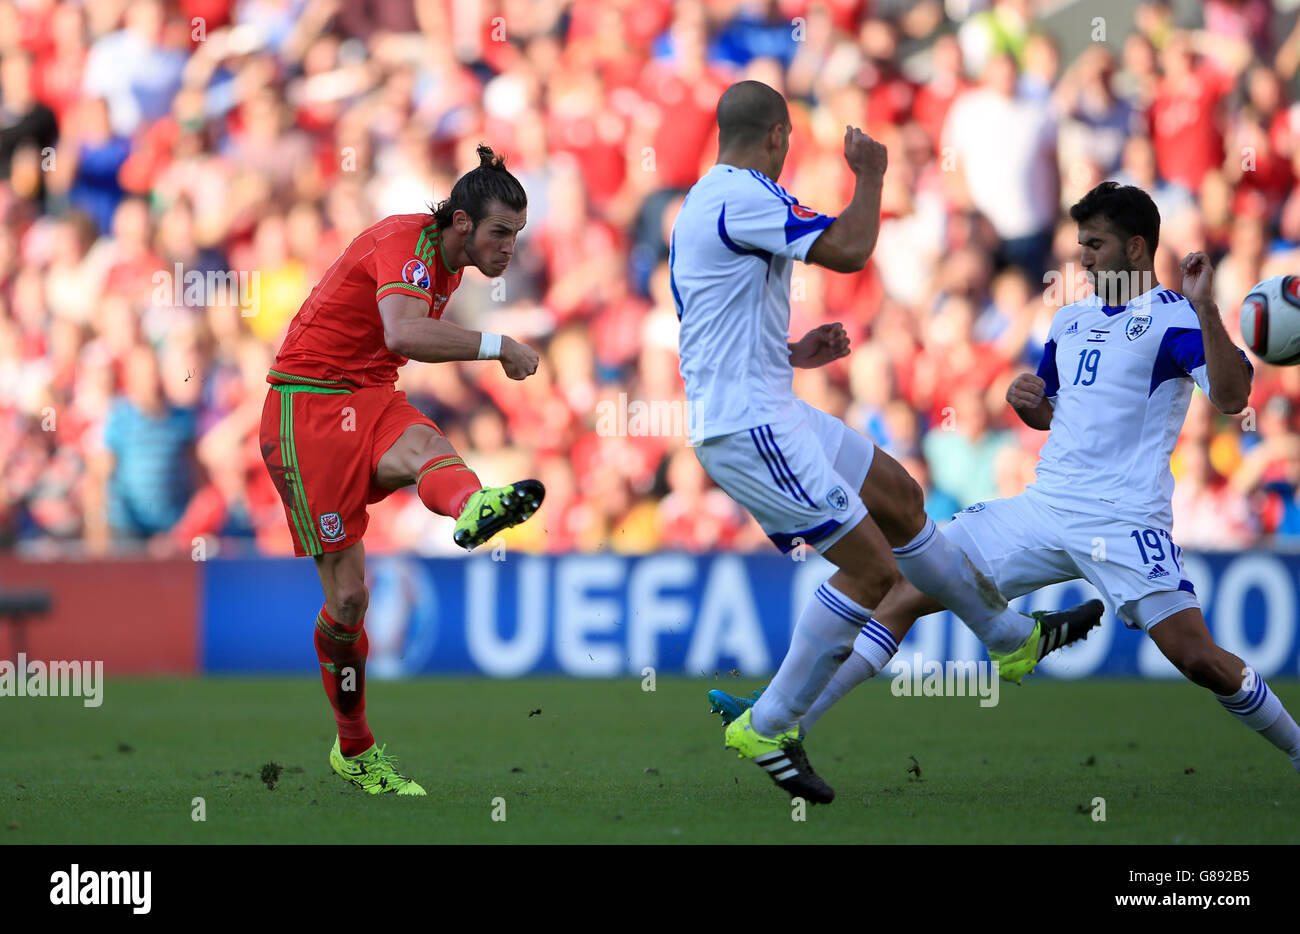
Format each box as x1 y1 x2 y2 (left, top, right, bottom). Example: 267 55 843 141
1006 373 1047 412
1179 251 1215 307
500 336 539 380
789 322 850 369
843 126 887 181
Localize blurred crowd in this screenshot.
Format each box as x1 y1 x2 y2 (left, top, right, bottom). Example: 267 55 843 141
3 0 1300 558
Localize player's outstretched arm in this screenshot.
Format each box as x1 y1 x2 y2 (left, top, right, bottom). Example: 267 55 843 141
1181 251 1251 414
1007 373 1053 430
805 126 886 273
379 293 538 379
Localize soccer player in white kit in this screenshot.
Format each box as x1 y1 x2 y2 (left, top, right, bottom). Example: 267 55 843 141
780 182 1300 776
672 81 1103 803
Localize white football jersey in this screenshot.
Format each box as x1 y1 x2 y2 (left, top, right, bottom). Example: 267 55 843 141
671 164 835 445
1029 285 1247 529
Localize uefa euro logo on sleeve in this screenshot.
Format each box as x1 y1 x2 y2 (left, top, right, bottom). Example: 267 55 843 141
1126 315 1152 341
402 258 431 290
319 511 345 542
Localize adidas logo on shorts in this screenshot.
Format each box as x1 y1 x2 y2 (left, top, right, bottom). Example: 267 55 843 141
1147 563 1170 580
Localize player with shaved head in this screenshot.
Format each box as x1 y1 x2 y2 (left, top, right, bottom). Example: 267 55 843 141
715 80 790 151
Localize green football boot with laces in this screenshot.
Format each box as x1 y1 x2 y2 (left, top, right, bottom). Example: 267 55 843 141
329 738 426 796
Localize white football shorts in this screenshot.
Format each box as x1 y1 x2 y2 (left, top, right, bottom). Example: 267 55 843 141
944 488 1200 632
694 400 874 554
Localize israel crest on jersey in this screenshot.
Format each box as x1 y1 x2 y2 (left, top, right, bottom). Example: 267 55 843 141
402 258 431 290
827 485 849 511
1126 314 1152 341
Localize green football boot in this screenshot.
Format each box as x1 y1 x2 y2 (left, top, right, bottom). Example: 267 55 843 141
329 738 426 796
453 479 545 551
724 709 834 804
989 599 1105 684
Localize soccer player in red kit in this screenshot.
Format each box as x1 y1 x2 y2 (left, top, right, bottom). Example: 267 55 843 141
259 145 545 795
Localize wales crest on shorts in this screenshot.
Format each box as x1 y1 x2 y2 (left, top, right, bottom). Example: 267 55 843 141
319 511 345 542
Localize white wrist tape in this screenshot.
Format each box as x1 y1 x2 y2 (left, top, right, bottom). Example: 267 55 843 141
478 332 503 360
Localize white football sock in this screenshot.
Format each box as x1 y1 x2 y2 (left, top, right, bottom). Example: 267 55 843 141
750 582 869 736
801 619 899 732
1216 667 1300 772
892 517 1031 653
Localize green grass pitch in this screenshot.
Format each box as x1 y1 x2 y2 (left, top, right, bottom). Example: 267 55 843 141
4 676 1298 844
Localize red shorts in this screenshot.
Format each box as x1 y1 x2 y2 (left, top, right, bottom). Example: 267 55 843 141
259 383 440 556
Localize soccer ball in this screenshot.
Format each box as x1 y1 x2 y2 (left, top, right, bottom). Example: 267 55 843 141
1240 275 1300 365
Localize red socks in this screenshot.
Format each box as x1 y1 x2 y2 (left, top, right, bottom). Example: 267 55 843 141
314 606 374 758
417 454 481 517
316 456 479 757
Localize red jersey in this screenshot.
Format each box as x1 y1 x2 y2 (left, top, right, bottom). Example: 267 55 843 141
268 214 464 389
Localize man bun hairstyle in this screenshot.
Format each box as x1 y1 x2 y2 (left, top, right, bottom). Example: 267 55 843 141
431 143 527 229
1069 181 1161 257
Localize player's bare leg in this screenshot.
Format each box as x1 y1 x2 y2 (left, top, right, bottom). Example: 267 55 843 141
851 444 928 546
376 424 543 550
314 538 369 625
374 424 458 491
1149 608 1300 772
1147 607 1244 693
